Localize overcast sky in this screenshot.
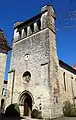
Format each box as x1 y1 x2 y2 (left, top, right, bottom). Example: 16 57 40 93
0 0 76 80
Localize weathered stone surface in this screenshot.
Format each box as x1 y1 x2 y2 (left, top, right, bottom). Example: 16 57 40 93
6 4 62 118
59 66 76 104
0 53 7 104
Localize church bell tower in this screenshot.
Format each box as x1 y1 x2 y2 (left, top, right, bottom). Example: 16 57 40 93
7 5 62 118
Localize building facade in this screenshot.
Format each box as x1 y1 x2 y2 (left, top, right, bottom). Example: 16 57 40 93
0 29 11 113
6 5 76 119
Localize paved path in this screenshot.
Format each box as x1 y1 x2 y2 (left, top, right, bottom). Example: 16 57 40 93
0 115 76 120
21 117 76 120
58 117 76 120
52 117 76 120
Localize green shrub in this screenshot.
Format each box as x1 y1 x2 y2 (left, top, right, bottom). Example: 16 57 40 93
5 103 20 118
14 103 20 113
63 100 76 117
70 104 76 117
31 109 42 119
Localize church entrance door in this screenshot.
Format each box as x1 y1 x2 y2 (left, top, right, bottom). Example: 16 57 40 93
24 93 32 116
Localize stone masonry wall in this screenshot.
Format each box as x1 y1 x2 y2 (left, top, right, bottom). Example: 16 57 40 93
6 28 52 118
48 29 63 118
59 66 76 105
0 53 7 103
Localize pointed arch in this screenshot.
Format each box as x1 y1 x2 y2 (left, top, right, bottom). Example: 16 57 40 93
18 90 34 105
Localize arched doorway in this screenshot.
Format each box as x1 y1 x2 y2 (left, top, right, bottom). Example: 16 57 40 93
18 90 34 116
24 93 32 116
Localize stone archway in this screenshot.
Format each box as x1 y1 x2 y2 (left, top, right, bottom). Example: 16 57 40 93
18 90 34 116
24 93 32 116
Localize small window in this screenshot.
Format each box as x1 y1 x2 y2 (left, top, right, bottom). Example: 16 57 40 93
71 76 73 79
56 97 58 103
2 88 6 96
2 88 4 95
63 72 66 91
1 99 4 105
24 54 29 60
1 99 5 113
39 103 41 110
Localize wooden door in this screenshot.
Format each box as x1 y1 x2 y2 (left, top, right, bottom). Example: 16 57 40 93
24 102 29 116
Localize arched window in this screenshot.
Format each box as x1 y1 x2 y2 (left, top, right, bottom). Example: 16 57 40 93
63 72 66 91
23 71 31 83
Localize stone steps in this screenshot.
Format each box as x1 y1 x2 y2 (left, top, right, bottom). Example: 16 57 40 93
21 116 43 120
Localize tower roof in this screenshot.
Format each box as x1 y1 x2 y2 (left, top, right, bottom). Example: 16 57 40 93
0 29 11 52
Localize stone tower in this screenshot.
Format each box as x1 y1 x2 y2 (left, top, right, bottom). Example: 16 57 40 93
7 5 62 118
0 29 11 102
